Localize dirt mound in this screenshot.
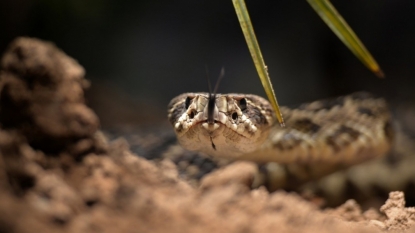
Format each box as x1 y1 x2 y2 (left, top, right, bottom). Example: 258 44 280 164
0 37 413 233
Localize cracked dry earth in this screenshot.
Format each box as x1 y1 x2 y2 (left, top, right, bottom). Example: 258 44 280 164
0 37 414 233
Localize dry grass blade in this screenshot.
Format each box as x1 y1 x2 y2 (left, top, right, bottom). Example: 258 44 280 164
232 0 285 126
307 0 384 77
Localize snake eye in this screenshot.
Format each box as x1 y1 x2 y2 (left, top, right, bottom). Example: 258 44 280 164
239 98 247 111
232 112 238 120
185 96 192 109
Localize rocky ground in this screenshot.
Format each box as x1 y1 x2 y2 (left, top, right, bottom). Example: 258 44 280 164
0 37 414 233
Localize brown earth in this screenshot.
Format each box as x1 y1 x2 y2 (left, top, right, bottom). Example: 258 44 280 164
0 37 414 233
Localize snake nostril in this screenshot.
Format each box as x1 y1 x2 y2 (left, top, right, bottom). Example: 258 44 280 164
232 112 238 120
189 110 196 119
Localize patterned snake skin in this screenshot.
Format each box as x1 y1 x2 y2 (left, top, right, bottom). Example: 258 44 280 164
106 92 415 207
167 92 393 187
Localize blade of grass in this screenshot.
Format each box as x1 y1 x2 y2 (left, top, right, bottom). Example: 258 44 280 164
307 0 384 77
232 0 285 126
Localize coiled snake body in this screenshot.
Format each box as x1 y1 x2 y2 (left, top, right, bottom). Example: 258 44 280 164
168 92 394 189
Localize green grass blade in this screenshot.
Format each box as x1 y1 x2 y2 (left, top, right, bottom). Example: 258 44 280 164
307 0 384 77
232 0 285 126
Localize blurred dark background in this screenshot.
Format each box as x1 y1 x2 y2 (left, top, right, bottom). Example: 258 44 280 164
1 0 414 127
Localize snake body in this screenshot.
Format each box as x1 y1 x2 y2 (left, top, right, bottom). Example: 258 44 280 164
168 92 394 188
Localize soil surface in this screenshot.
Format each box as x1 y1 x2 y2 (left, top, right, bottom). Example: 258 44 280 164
0 37 414 233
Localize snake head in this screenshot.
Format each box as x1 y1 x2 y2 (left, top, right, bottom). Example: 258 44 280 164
167 93 275 159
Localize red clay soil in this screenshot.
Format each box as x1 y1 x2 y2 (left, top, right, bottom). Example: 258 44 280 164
0 37 414 233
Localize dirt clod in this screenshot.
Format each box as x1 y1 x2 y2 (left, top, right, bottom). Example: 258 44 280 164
380 191 415 231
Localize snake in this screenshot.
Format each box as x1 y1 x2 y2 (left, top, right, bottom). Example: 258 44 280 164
167 92 395 191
